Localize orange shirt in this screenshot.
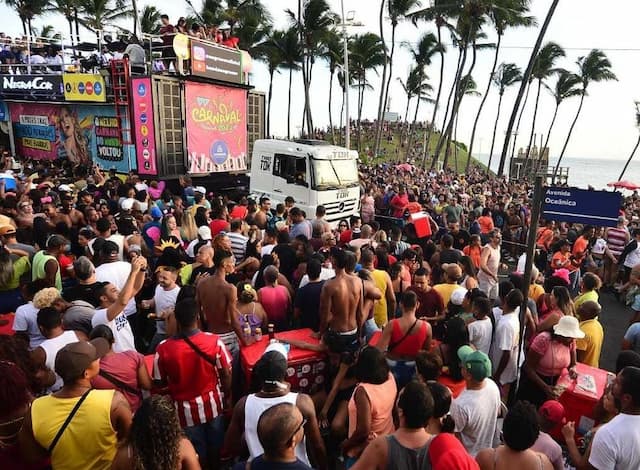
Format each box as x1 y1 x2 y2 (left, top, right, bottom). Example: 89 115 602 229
478 216 494 234
551 251 577 272
463 244 482 269
572 236 589 263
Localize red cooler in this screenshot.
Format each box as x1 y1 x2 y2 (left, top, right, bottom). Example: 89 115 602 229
557 362 614 435
240 328 327 394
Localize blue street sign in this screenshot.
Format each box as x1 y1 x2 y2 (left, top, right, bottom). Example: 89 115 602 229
542 187 622 227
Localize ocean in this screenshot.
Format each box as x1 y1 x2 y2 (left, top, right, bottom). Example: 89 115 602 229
473 154 640 190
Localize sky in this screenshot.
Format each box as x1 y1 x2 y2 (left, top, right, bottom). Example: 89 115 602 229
3 0 640 165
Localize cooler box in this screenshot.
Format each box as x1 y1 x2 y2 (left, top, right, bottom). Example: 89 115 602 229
240 328 327 394
557 362 613 436
0 313 15 335
0 174 16 191
409 212 432 238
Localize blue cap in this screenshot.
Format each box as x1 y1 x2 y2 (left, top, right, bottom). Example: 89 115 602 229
150 206 162 219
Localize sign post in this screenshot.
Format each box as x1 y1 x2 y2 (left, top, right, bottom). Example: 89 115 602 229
542 187 622 227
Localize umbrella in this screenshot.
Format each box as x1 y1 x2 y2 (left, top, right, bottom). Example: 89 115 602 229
396 163 414 172
607 180 640 190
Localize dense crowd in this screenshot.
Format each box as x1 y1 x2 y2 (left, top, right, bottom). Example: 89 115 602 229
1 157 640 470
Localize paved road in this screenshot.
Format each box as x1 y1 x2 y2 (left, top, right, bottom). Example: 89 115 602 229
598 290 633 372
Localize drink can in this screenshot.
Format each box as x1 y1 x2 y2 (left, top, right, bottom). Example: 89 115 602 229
255 327 262 341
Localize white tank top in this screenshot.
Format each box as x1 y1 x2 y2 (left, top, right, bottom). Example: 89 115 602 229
244 392 310 465
40 330 79 392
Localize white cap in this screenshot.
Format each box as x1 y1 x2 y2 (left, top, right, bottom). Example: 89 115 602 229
265 341 288 359
198 226 212 240
450 287 468 306
194 186 207 194
58 184 72 193
121 198 135 211
134 182 148 192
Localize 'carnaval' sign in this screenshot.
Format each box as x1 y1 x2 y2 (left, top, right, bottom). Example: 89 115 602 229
184 82 247 174
8 102 134 173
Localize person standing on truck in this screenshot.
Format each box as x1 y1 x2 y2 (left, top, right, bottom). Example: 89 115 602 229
159 15 176 70
254 197 272 229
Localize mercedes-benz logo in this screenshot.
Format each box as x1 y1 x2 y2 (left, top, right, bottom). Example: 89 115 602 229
338 202 345 212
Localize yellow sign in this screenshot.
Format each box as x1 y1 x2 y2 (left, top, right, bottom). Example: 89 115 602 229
62 73 106 102
173 33 191 60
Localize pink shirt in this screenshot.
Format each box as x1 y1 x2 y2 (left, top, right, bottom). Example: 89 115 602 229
531 332 575 377
258 285 291 330
91 350 144 412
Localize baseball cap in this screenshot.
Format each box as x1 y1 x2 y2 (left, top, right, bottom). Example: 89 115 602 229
194 185 206 194
450 287 468 306
55 339 109 383
0 225 16 236
150 206 162 219
121 198 135 211
539 400 565 426
58 184 73 193
197 225 212 240
457 345 492 382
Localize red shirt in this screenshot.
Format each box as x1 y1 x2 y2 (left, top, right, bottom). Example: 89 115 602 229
153 330 232 427
209 218 230 236
391 194 409 218
230 205 248 220
408 286 444 319
91 350 145 413
339 229 353 245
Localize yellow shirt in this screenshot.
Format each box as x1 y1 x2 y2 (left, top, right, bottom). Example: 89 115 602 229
371 269 389 327
576 318 604 368
529 283 545 303
574 290 599 315
31 389 117 470
433 283 460 308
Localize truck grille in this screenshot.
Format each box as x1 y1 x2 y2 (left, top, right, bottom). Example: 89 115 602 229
323 198 358 222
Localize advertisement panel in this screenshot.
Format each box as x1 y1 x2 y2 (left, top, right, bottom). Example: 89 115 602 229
185 82 247 174
0 75 64 101
190 39 242 84
8 102 134 173
130 77 157 175
63 73 106 102
542 187 622 227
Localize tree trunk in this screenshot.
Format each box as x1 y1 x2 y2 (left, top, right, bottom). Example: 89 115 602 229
536 101 560 175
379 23 397 157
435 46 463 160
267 69 274 137
131 0 140 38
406 97 421 161
357 80 364 153
525 78 543 166
487 92 504 174
74 8 80 45
426 25 446 169
497 0 561 176
373 0 388 158
553 92 585 182
466 34 502 172
329 70 336 145
401 95 411 144
510 79 531 160
68 19 76 55
339 88 345 146
454 112 459 172
435 44 467 161
287 69 293 139
619 133 640 180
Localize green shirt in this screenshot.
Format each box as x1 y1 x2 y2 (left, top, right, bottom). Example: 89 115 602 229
32 250 62 291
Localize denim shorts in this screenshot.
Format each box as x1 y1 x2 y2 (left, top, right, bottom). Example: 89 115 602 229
183 415 226 459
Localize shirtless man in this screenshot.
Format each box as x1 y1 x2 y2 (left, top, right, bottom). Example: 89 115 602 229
253 197 272 229
478 229 504 301
196 249 246 360
61 196 86 228
43 203 72 230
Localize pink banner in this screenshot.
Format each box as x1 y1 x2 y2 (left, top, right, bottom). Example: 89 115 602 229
185 82 247 174
130 77 157 175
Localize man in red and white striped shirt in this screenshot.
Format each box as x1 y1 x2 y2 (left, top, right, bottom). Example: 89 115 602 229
153 297 232 468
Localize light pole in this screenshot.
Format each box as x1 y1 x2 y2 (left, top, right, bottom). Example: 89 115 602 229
338 2 362 151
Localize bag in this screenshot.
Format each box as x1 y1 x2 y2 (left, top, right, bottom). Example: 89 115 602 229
181 333 217 367
99 369 141 397
48 389 92 453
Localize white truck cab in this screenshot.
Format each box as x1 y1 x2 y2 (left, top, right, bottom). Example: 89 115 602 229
250 139 360 225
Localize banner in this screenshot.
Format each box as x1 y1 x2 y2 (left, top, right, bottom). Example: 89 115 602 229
0 75 64 101
185 82 247 174
190 39 242 84
8 102 134 173
130 77 157 175
542 187 622 227
63 73 106 102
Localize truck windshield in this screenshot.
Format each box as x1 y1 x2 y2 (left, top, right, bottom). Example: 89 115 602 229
312 159 359 190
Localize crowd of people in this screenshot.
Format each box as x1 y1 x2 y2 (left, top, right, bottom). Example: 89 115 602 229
1 156 640 470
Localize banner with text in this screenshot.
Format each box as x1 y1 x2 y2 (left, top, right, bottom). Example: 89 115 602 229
190 39 242 84
8 102 134 172
0 74 64 101
185 82 247 174
542 187 622 227
130 77 157 175
63 73 106 102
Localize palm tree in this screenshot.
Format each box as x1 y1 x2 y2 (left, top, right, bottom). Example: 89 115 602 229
397 75 414 146
255 29 284 138
287 0 338 136
140 5 161 35
234 10 272 57
31 24 55 38
402 31 442 161
408 0 460 168
349 32 386 152
535 69 581 173
553 49 617 181
524 42 565 164
319 28 343 145
466 0 534 172
78 0 133 40
278 26 302 140
454 74 480 170
222 0 270 36
619 103 640 180
497 0 560 176
487 62 522 173
373 0 423 159
5 0 48 35
45 0 79 47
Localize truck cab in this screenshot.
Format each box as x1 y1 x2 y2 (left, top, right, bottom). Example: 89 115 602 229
250 139 360 225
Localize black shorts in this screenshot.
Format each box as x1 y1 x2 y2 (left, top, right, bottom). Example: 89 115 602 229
323 330 360 364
